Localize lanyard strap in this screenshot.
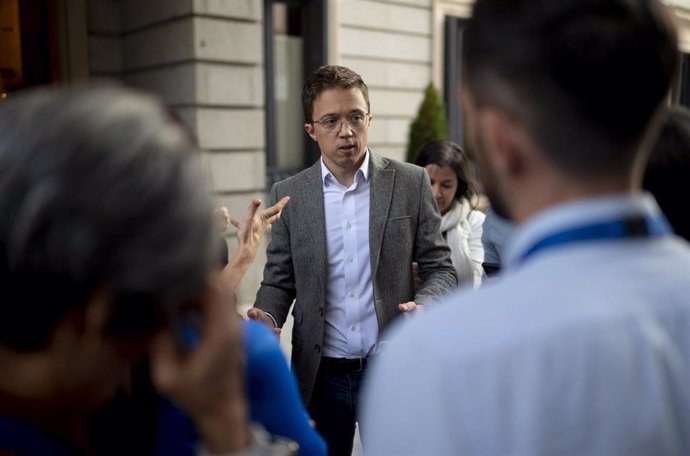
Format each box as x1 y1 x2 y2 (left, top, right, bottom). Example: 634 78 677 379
516 215 672 266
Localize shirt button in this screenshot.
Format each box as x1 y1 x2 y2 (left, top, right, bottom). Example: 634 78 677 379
350 325 356 332
348 257 353 263
346 223 352 229
349 292 354 298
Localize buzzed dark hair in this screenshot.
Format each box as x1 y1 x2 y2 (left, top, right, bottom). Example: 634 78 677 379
302 65 370 122
463 0 678 178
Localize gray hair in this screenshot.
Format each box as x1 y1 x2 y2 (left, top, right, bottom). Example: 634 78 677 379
0 85 216 350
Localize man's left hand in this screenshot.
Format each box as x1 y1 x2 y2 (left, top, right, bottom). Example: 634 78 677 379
398 301 423 315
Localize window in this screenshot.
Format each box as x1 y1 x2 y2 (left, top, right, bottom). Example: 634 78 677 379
444 16 467 146
264 0 327 187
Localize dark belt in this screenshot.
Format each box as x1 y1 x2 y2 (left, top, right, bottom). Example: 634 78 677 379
320 356 370 373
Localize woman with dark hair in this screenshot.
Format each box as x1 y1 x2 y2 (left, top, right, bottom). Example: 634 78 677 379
415 140 485 287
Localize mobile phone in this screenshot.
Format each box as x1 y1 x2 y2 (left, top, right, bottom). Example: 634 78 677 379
170 304 202 353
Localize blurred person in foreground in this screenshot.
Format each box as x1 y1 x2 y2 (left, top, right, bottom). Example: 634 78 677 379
362 0 690 455
414 140 485 288
644 105 690 241
0 85 289 455
248 65 457 456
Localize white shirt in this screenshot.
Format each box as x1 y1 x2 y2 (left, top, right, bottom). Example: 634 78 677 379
320 151 378 358
362 193 690 455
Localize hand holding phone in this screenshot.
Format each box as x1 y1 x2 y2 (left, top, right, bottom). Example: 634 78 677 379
151 273 251 453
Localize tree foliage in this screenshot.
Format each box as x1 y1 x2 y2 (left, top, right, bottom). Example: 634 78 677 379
406 83 449 163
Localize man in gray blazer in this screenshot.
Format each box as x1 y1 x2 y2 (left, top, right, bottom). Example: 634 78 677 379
248 65 457 456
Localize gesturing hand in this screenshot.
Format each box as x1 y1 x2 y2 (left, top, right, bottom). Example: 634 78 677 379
231 197 290 256
221 197 290 291
213 206 231 233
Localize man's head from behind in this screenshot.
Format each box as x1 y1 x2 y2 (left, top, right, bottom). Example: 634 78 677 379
462 0 678 221
0 86 215 411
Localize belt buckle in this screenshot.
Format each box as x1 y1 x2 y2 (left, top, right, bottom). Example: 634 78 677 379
356 357 364 372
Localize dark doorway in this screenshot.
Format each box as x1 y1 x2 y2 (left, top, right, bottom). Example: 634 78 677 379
0 0 59 98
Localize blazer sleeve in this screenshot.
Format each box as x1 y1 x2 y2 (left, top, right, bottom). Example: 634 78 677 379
253 183 296 327
413 169 458 304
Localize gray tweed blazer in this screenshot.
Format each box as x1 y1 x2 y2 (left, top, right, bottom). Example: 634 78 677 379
253 151 457 404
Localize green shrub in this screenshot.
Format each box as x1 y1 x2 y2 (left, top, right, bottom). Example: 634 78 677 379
405 83 449 163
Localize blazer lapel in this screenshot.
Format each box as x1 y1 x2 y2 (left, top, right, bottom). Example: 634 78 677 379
369 151 395 279
298 160 327 284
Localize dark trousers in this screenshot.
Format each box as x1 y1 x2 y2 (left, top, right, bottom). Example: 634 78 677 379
307 358 367 456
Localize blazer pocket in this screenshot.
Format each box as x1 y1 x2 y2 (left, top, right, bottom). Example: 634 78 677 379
385 215 413 246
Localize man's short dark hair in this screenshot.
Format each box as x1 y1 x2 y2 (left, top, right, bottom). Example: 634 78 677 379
463 0 678 178
0 86 216 350
644 105 690 241
302 65 370 122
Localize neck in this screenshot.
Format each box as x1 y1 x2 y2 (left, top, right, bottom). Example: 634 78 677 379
510 172 634 225
331 169 356 187
322 150 367 188
0 345 94 451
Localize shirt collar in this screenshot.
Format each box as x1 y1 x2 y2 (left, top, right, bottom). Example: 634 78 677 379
320 149 370 187
504 192 664 269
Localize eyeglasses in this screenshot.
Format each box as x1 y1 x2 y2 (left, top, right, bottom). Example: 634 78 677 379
312 111 370 133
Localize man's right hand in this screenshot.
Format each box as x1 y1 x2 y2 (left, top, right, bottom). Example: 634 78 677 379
247 308 282 337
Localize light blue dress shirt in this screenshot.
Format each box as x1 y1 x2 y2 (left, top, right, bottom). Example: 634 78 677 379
320 151 378 358
362 194 690 455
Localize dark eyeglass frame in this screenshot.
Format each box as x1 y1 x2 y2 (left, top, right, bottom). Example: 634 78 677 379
311 110 371 133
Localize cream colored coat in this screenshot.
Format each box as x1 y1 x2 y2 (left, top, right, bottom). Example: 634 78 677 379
441 198 485 288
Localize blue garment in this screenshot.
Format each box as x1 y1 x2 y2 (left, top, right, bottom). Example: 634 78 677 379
0 414 77 455
480 207 514 270
155 319 326 456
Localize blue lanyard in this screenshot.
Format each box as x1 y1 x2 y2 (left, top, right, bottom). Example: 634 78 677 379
516 215 672 266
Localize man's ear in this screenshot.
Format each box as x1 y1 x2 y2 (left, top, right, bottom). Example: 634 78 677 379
478 108 528 179
304 123 317 141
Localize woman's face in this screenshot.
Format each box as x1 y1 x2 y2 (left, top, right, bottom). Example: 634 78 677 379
424 164 458 215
